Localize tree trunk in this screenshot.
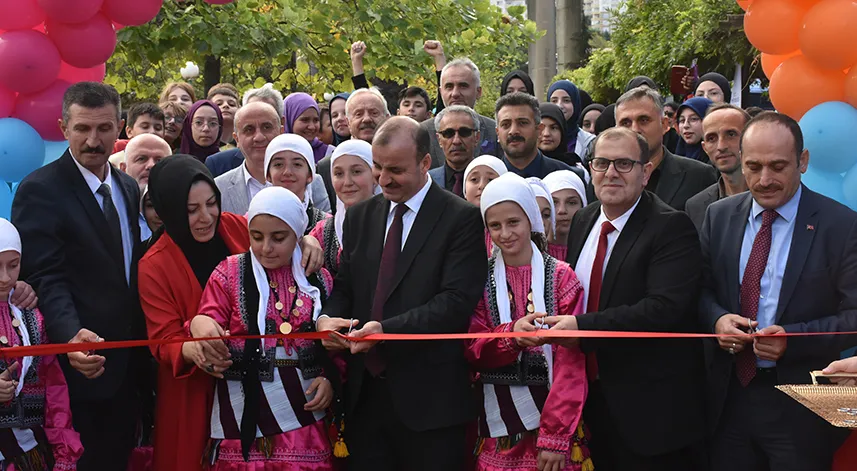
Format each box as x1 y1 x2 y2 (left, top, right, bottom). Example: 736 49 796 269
557 0 585 72
204 55 221 96
528 0 557 98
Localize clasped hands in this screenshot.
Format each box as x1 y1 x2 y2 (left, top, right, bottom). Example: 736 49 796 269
714 313 787 362
316 317 382 354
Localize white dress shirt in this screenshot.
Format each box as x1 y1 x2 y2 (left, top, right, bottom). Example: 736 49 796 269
575 196 642 311
384 176 432 250
72 156 133 284
242 162 268 204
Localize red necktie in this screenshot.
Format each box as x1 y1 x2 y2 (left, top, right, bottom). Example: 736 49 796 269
366 203 408 376
452 171 464 198
585 221 615 381
736 209 777 387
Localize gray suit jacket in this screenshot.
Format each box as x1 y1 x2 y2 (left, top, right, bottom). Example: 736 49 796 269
699 186 857 439
428 166 446 190
684 181 721 231
421 113 500 169
215 164 331 215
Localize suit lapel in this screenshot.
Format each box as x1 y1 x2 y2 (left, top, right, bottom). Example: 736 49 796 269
655 151 685 207
599 193 650 309
726 194 752 312
566 204 600 267
366 196 388 297
114 168 141 246
386 184 446 302
775 187 818 322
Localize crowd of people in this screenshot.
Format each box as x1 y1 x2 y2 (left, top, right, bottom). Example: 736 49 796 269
0 38 853 471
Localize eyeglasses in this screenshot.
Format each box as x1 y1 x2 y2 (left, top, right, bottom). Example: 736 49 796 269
192 120 220 130
588 157 643 173
677 115 701 126
165 115 181 123
439 127 475 139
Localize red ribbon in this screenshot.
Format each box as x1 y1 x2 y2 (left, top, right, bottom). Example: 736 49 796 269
0 329 854 358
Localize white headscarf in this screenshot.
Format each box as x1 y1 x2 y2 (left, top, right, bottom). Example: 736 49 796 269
264 134 317 209
526 177 555 236
247 187 321 353
463 155 508 198
543 170 588 207
479 174 552 384
330 139 381 247
0 219 29 396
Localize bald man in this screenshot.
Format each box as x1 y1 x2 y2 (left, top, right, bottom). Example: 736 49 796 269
123 133 172 189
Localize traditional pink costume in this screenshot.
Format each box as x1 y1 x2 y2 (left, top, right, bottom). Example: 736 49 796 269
195 188 339 470
543 171 588 265
467 174 592 471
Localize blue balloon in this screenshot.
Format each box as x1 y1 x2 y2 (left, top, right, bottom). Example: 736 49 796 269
43 140 68 166
0 182 12 220
0 118 45 183
800 101 857 174
803 166 845 204
843 164 857 210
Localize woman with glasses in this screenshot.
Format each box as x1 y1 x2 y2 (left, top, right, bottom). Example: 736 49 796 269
180 100 224 163
160 101 189 151
674 97 713 163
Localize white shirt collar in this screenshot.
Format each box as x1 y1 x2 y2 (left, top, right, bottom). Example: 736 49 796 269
242 161 267 188
71 152 113 195
390 176 432 216
597 194 642 233
751 185 802 223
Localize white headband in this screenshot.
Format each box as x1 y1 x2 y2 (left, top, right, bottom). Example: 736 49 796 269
330 139 381 247
463 155 508 197
480 173 545 234
0 218 21 255
0 219 30 395
264 134 317 208
542 170 588 207
527 177 555 236
247 187 321 349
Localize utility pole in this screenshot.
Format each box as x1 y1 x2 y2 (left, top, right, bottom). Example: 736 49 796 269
527 0 557 99
556 0 585 72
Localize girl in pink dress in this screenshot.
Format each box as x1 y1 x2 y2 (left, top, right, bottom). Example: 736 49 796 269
189 187 337 470
543 170 588 263
0 219 82 470
466 174 592 471
463 155 509 257
265 134 329 234
308 140 380 276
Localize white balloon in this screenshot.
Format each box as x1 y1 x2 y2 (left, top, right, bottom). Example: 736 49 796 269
180 61 199 79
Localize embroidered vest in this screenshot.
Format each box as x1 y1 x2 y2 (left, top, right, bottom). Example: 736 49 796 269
0 310 44 429
322 217 340 275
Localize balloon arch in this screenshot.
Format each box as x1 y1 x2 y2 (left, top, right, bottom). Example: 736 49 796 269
0 0 856 215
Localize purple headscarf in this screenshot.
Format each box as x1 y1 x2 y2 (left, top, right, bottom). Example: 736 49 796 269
180 100 224 163
283 93 330 163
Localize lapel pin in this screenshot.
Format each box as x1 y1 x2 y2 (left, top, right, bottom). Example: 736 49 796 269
807 224 815 231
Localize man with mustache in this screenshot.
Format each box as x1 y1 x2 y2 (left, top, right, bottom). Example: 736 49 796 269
685 103 750 230
428 105 481 197
700 112 857 471
346 88 391 143
496 92 573 179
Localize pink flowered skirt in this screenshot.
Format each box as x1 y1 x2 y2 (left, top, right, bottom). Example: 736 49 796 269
206 420 334 471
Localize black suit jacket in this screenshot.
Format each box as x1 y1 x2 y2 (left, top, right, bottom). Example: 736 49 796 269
11 150 144 400
651 148 718 211
685 181 721 231
205 148 243 178
699 186 857 432
566 190 706 456
322 182 487 431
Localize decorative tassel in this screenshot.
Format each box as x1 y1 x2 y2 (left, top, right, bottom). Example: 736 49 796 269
571 443 584 463
334 436 349 458
258 436 273 459
577 424 585 440
582 457 595 471
473 437 485 457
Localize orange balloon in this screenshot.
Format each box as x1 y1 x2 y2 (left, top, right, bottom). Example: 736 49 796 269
800 0 857 71
761 50 801 78
769 55 845 120
745 0 813 54
737 0 753 11
845 67 857 109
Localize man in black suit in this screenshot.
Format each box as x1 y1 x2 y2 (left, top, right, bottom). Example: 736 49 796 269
317 116 487 470
700 112 856 470
497 92 573 179
547 127 707 470
616 86 717 211
12 82 145 470
685 103 750 230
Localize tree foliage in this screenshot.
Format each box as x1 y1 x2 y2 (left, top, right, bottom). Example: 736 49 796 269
105 0 541 116
555 0 756 103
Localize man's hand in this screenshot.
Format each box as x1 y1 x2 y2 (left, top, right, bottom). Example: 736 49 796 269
350 41 367 61
10 281 37 310
537 450 566 471
714 314 756 354
543 315 580 348
0 362 19 402
188 315 232 378
304 377 333 411
681 71 695 92
317 316 357 351
513 313 547 348
423 40 447 70
349 321 382 354
823 357 857 386
299 235 323 275
754 325 787 362
68 329 106 379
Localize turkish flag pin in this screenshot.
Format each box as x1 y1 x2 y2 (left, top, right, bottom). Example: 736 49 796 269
807 224 815 231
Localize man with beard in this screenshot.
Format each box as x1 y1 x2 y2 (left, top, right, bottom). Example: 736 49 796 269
495 92 572 179
428 105 481 197
685 104 750 230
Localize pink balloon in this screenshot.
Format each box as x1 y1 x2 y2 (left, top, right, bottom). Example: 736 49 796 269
112 21 124 31
0 0 46 31
58 61 105 83
12 80 70 141
0 30 61 93
102 0 163 27
46 13 115 69
37 0 103 25
0 85 15 118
